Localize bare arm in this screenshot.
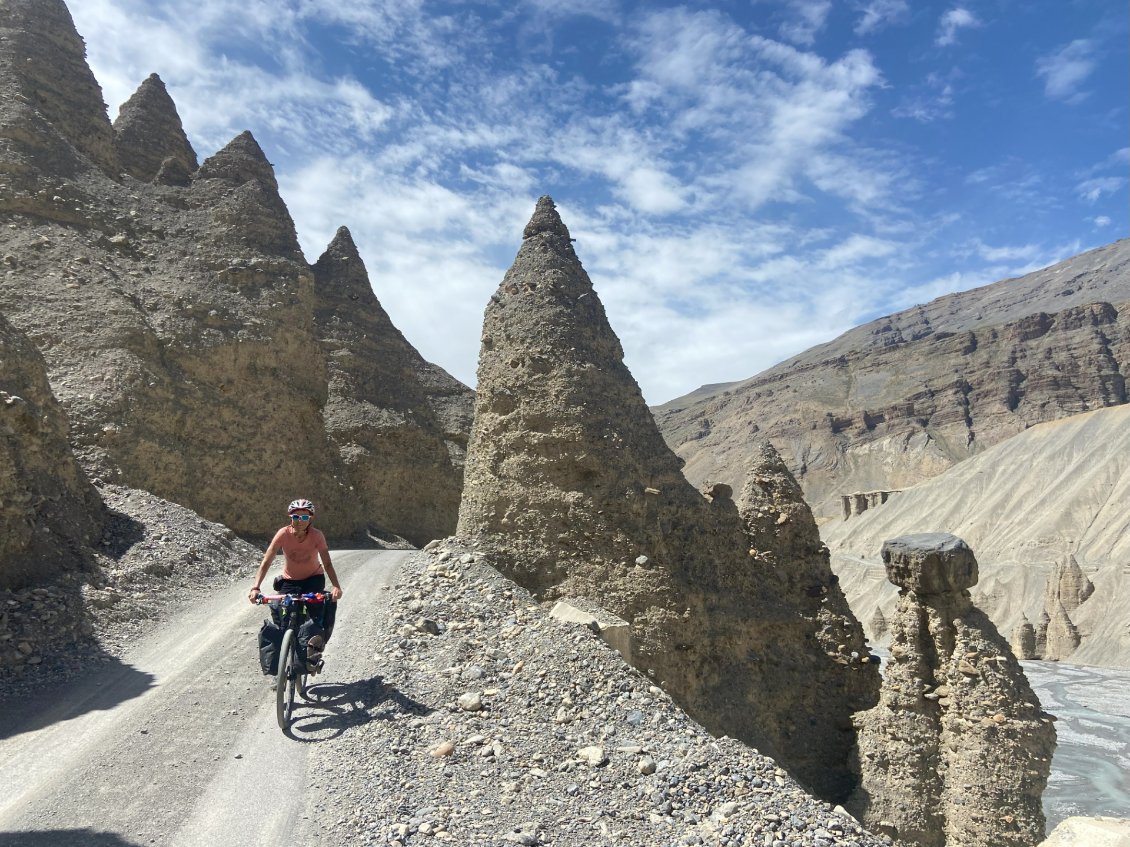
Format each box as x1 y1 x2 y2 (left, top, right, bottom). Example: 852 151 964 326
248 538 279 603
320 548 343 601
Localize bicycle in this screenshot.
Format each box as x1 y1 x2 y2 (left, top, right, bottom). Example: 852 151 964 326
255 592 332 732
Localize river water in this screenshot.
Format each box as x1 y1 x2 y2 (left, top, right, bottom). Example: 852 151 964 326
1022 661 1130 827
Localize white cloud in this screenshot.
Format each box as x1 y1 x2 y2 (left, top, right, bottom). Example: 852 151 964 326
779 0 833 46
1077 176 1125 203
854 0 909 35
936 8 980 46
1092 216 1111 228
1036 40 1097 102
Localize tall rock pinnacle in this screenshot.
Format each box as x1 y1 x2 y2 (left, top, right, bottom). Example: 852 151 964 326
0 0 116 176
458 196 879 800
193 130 302 258
113 73 198 184
313 226 472 545
848 534 1055 847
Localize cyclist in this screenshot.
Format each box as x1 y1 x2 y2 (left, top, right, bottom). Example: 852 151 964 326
249 498 343 670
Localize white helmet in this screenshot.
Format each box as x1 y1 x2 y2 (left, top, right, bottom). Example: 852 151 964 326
287 498 315 515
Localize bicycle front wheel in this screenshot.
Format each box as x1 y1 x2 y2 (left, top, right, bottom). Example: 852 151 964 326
276 629 299 731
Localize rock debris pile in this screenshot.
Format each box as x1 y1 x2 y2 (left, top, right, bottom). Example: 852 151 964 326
848 534 1055 847
313 541 893 847
457 197 877 802
2 484 255 689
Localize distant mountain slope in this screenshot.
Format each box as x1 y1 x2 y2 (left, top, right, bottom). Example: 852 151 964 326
655 239 1130 520
822 404 1130 669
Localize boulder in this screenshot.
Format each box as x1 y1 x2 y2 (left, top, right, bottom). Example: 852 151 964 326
549 598 633 662
1038 816 1130 847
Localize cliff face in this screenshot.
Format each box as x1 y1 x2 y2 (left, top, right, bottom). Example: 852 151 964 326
457 197 878 802
848 534 1055 847
655 240 1130 521
0 312 101 589
0 1 472 542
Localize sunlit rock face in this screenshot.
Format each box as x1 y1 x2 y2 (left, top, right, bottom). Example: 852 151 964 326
0 0 472 541
0 312 101 589
849 533 1055 847
112 73 197 184
458 196 879 801
313 226 471 546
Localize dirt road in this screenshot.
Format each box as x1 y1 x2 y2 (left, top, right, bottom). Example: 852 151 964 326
0 550 409 847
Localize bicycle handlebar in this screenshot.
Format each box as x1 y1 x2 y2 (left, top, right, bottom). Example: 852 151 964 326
253 592 332 604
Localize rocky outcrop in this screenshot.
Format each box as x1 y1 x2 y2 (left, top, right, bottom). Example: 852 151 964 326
457 196 878 801
656 240 1130 521
313 226 471 545
0 2 472 542
1011 615 1037 660
849 534 1055 847
842 490 898 520
0 0 116 179
112 73 197 184
0 312 101 589
1045 554 1094 613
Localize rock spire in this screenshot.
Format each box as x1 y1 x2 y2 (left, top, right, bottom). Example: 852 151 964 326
848 533 1055 847
113 73 197 184
0 0 117 176
193 130 302 258
458 196 878 801
313 227 472 545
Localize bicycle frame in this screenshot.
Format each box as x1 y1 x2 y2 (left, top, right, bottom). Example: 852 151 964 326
255 592 330 732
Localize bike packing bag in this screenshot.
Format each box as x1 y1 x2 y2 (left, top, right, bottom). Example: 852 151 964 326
258 618 284 675
297 617 325 671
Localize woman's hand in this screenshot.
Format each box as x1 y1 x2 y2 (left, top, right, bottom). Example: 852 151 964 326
248 586 261 604
331 586 343 601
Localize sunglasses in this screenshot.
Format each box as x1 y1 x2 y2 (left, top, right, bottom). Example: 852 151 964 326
288 514 312 521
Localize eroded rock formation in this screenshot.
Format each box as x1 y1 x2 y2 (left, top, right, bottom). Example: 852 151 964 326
112 73 197 184
457 196 878 801
1010 615 1037 660
313 226 469 545
0 312 101 589
0 0 473 541
849 533 1055 847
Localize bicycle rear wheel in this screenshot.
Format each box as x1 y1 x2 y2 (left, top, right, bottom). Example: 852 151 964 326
276 629 299 731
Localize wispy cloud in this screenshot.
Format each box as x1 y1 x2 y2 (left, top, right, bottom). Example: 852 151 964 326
1077 176 1125 203
67 0 1125 403
1036 39 1097 102
936 8 980 46
854 0 909 35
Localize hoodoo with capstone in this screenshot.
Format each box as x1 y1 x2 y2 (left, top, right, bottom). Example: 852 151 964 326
848 533 1055 847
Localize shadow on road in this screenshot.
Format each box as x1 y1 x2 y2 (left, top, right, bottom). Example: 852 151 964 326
286 674 432 741
0 830 142 846
0 657 155 742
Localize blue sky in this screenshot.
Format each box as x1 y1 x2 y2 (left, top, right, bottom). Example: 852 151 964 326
72 0 1127 404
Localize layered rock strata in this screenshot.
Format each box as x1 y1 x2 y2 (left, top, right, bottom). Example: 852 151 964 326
656 239 1130 521
0 312 101 589
457 196 878 801
849 533 1055 847
0 0 473 541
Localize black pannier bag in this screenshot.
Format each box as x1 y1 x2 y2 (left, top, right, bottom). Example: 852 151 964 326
258 618 283 675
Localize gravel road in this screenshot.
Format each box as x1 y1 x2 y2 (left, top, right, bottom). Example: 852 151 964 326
0 549 408 847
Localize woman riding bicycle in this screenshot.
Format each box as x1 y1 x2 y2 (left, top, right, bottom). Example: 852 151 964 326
249 499 343 667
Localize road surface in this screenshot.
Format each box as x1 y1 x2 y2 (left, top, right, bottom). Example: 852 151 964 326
0 550 408 847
